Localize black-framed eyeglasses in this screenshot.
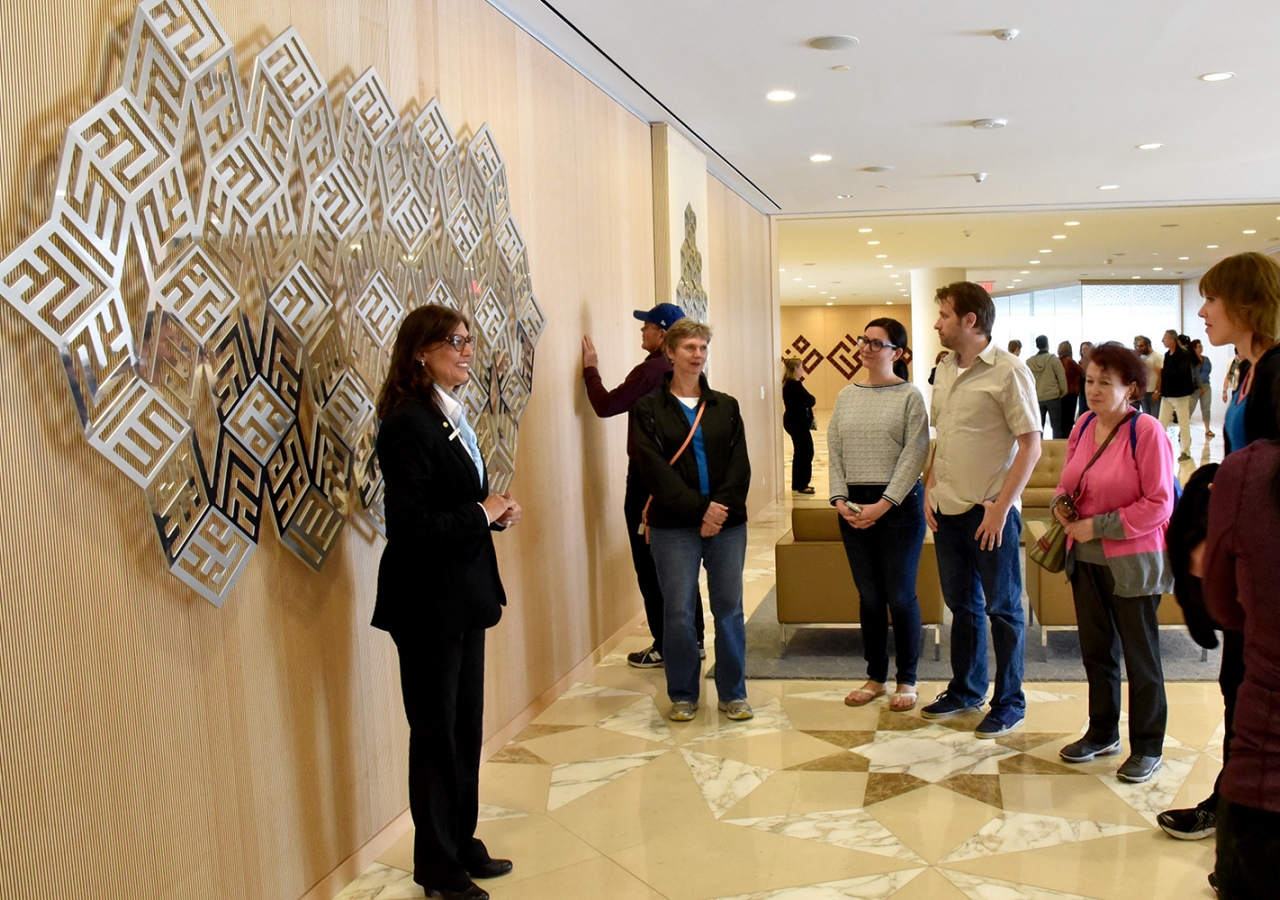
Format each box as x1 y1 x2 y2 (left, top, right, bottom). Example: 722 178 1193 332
440 334 477 351
855 335 898 352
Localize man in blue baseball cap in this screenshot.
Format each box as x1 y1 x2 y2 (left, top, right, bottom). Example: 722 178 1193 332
583 303 704 667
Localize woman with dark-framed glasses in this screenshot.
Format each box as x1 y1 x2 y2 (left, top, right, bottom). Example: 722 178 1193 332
372 305 521 900
828 319 930 711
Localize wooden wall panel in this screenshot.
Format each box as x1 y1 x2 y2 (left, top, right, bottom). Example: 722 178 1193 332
781 304 919 409
0 1 778 899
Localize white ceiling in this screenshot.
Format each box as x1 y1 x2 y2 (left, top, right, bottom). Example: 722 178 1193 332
485 1 1280 302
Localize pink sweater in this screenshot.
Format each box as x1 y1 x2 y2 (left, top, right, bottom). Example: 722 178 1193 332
1054 412 1175 596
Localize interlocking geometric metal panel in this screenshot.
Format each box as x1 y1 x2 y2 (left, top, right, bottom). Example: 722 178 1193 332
676 203 708 323
0 0 544 606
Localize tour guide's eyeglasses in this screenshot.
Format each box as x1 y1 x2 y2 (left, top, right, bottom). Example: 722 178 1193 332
855 335 898 352
440 334 478 351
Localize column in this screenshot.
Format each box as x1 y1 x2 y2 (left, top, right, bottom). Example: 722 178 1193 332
910 268 967 392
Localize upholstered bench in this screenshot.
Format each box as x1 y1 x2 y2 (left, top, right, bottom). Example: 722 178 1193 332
1022 519 1201 656
774 502 945 658
1022 439 1067 520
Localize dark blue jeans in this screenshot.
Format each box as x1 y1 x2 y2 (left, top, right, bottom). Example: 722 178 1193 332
934 504 1025 713
838 482 925 685
649 523 748 705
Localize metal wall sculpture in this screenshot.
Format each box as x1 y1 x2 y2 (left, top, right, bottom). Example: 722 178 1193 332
0 0 545 606
784 333 913 382
676 203 708 323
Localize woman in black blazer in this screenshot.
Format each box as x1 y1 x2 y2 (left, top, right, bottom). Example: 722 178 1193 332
373 305 521 900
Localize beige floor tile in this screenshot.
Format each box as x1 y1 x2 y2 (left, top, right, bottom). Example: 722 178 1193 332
521 725 666 764
607 816 918 900
774 697 882 731
888 866 972 900
484 854 665 900
474 815 603 887
941 829 1216 900
679 729 843 771
479 762 552 815
376 828 415 872
998 774 1151 828
719 771 869 818
532 694 652 725
1164 682 1226 751
547 748 716 854
867 785 1001 865
1168 751 1221 811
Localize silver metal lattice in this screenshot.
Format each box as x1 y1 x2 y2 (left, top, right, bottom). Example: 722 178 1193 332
0 0 545 606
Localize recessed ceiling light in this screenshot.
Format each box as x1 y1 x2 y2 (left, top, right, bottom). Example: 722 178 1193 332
1098 184 1120 190
767 90 796 102
1200 72 1235 82
810 153 832 162
808 35 860 51
1208 244 1219 249
835 194 853 199
808 284 816 288
876 254 888 258
862 165 894 173
1153 267 1163 271
868 240 880 245
793 277 803 281
1052 235 1066 239
1013 279 1022 282
1029 260 1041 264
1064 221 1080 226
1132 275 1141 279
779 268 785 272
1039 249 1052 253
971 118 1008 129
876 184 889 189
826 302 834 306
886 301 894 305
1137 143 1164 150
831 65 850 72
1244 229 1258 234
1006 285 1015 289
1020 270 1030 274
883 264 894 268
1179 256 1190 260
859 227 873 233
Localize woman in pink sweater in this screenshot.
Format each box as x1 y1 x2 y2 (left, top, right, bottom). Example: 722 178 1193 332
1052 342 1176 783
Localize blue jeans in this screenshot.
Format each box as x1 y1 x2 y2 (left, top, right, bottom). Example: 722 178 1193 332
838 482 925 685
649 523 748 705
934 504 1025 713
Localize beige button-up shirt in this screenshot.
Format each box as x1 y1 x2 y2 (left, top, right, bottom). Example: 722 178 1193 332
929 340 1040 516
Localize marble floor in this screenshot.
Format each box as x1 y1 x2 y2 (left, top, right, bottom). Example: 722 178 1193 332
333 412 1225 900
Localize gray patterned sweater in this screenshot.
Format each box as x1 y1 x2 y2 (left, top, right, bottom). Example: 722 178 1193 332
827 382 930 505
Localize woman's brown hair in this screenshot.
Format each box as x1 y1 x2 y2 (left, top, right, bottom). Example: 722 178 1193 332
1199 252 1280 353
376 304 469 420
1086 341 1149 401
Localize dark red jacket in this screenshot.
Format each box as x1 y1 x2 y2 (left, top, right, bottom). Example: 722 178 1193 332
584 350 672 457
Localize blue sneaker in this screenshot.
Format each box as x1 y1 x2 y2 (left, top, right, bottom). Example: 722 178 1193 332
975 707 1024 739
919 691 984 720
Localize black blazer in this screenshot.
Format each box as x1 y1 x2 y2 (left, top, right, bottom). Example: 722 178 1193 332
372 397 506 636
1230 346 1280 454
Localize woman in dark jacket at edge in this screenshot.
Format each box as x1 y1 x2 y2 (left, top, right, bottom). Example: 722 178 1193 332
632 317 753 723
1158 251 1280 844
782 356 817 493
373 305 522 900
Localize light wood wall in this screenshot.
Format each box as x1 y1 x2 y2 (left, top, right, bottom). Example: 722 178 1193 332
781 304 917 409
0 2 777 900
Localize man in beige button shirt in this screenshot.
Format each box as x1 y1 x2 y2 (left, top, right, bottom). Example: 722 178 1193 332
922 282 1041 739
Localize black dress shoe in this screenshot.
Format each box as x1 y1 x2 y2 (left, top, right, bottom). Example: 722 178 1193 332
469 858 513 879
433 876 489 900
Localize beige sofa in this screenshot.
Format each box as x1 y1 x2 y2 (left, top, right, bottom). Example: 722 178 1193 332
1022 439 1067 519
1022 519 1200 654
774 502 945 658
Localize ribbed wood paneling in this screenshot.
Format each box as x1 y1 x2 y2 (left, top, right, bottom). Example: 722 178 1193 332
0 1 777 899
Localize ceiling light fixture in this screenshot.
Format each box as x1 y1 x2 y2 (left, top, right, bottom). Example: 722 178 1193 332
766 90 796 102
831 65 850 72
1098 184 1120 190
807 35 860 51
1208 244 1219 249
1153 267 1163 271
1029 260 1041 264
1052 235 1066 239
1244 229 1258 234
808 284 816 288
1137 143 1164 150
835 194 852 199
887 301 895 305
1133 276 1142 279
994 29 1019 41
868 240 880 245
826 302 834 306
1200 72 1235 82
1179 256 1190 260
810 153 832 162
1039 249 1052 253
1020 270 1030 274
876 254 888 258
1065 221 1080 226
793 277 803 281
971 118 1007 129
858 227 873 233
862 165 893 173
1013 279 1022 282
883 264 894 268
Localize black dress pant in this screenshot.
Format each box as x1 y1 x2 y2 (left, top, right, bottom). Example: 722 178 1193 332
624 467 703 654
785 421 814 490
1059 394 1079 438
1070 562 1167 756
394 629 490 889
1204 630 1245 809
1216 798 1280 899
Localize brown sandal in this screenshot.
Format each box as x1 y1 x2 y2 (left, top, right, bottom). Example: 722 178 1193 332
843 683 887 707
889 687 918 712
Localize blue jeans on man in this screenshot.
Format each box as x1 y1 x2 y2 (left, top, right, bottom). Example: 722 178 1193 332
932 504 1026 719
649 523 748 705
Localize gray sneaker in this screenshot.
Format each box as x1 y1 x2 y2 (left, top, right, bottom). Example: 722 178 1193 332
718 699 754 720
1117 754 1163 783
1059 737 1122 763
668 701 698 722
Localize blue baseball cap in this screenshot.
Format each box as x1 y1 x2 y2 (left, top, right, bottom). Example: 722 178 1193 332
633 303 686 330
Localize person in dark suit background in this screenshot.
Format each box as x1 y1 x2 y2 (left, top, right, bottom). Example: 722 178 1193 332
373 304 521 900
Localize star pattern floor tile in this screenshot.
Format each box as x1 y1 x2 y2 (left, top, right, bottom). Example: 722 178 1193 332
939 811 1145 862
682 748 776 818
714 868 926 899
723 808 925 862
546 750 669 810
